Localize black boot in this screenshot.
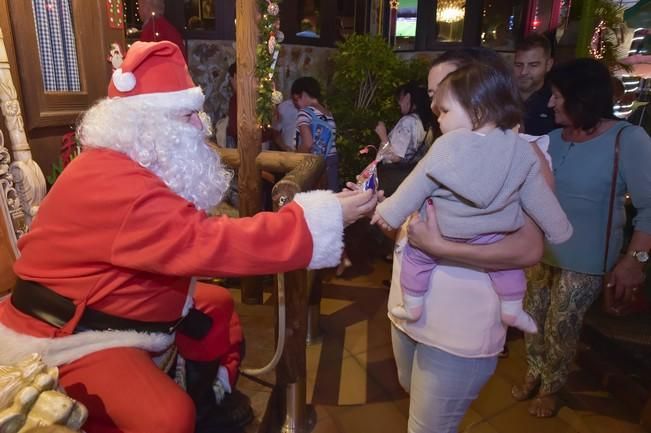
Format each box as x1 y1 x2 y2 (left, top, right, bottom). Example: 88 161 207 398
184 359 253 433
185 359 221 433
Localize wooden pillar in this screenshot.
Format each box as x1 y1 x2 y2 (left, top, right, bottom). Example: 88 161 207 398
271 155 325 432
236 0 263 304
575 0 595 58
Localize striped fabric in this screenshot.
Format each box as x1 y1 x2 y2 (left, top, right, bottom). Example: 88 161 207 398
32 0 81 92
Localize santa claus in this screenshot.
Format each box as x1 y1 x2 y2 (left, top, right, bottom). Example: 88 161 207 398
0 41 376 433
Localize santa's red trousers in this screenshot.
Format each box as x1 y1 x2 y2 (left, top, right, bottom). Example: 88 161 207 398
58 282 241 433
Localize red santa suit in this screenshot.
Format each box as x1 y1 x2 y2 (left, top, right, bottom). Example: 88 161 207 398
0 42 344 433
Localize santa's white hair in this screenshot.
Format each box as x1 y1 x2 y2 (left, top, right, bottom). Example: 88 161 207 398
77 93 232 211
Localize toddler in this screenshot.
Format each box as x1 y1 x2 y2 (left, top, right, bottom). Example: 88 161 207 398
372 63 572 333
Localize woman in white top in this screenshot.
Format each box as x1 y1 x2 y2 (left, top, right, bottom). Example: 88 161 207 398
375 81 433 197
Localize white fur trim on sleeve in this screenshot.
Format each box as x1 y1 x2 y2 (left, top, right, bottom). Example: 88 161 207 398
292 190 344 269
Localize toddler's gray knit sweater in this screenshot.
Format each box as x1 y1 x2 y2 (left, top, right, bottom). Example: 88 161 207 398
376 128 573 244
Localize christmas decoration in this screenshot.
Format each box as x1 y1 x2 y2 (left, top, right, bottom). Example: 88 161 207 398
255 0 283 128
589 20 607 60
107 42 125 71
268 34 276 54
271 90 283 105
106 0 124 29
267 1 279 16
47 131 82 186
586 0 628 72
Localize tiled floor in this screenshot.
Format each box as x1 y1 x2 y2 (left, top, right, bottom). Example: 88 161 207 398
233 257 648 433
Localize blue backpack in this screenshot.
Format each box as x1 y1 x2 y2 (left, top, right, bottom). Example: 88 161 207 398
304 107 334 157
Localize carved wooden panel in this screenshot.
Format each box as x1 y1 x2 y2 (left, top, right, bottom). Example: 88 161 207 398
0 132 18 297
0 207 17 297
1 24 47 229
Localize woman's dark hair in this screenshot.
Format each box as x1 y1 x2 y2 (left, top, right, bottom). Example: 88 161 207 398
435 62 522 130
547 58 616 131
396 81 434 131
290 76 322 101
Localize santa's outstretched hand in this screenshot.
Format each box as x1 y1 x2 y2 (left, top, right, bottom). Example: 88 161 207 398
337 189 377 226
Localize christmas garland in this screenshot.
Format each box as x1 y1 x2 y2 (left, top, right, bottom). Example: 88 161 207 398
255 0 283 128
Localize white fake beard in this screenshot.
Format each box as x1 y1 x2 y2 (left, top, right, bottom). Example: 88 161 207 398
77 97 233 211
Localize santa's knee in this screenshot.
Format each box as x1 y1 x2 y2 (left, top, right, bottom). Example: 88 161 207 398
146 390 196 433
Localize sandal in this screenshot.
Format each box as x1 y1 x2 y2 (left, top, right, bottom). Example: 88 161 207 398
511 374 540 401
528 392 559 418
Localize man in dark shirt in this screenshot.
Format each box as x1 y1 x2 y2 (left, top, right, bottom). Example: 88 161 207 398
514 34 557 135
502 34 557 359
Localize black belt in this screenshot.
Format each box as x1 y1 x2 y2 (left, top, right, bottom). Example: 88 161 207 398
11 278 183 334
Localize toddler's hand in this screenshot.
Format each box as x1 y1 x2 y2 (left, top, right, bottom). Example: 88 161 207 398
371 212 394 231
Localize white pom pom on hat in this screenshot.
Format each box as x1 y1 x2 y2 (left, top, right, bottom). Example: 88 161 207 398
111 68 136 92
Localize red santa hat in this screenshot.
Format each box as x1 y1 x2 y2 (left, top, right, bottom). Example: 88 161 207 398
108 41 203 111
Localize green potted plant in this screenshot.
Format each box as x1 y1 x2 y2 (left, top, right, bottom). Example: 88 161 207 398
326 35 428 183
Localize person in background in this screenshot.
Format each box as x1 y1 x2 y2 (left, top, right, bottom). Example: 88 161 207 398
293 77 339 191
513 33 556 135
512 58 651 417
375 81 434 197
272 93 299 152
138 0 186 59
292 77 352 275
499 33 559 358
296 18 319 38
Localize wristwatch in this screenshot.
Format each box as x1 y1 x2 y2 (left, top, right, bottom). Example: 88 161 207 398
629 250 650 264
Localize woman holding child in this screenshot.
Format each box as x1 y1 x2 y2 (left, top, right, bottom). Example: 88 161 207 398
381 48 557 433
